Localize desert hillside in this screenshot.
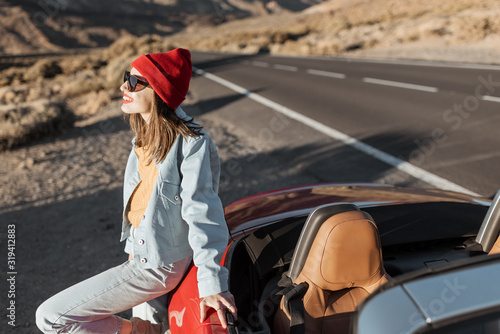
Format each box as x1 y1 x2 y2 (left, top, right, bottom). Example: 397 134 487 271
0 0 322 55
166 0 500 59
2 0 499 58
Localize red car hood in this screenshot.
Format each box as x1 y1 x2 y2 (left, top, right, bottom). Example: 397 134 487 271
224 183 489 239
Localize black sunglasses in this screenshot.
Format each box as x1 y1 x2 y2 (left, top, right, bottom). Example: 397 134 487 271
123 70 149 92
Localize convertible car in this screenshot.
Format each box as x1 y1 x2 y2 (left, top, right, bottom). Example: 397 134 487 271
165 183 500 334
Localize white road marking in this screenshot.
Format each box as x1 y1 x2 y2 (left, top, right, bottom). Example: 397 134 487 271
251 61 269 68
307 69 346 79
273 64 298 72
362 77 439 93
482 95 500 103
193 66 479 196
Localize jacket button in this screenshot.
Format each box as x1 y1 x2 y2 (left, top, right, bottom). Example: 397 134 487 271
174 195 179 201
140 258 147 264
138 239 144 245
143 215 146 220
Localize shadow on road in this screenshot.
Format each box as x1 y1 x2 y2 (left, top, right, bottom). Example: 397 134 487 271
190 90 265 117
1 187 126 334
216 131 447 205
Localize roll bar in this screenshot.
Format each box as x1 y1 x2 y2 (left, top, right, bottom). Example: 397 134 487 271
475 189 500 253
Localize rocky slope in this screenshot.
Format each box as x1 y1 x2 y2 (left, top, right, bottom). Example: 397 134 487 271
0 0 323 55
165 0 500 59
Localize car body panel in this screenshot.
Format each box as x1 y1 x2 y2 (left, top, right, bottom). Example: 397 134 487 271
168 247 231 334
353 255 500 334
224 183 489 239
355 285 427 334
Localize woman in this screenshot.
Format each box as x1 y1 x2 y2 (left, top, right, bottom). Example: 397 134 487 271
36 48 237 334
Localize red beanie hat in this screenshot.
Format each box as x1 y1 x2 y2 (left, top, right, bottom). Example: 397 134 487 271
131 48 192 110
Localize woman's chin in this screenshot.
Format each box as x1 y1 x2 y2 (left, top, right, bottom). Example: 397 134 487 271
121 105 133 114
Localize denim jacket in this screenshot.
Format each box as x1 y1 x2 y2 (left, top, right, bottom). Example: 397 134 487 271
120 108 229 298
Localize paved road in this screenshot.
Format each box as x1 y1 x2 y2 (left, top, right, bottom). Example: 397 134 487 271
190 51 500 198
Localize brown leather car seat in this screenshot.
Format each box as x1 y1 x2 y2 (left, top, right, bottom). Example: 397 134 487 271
274 208 390 334
488 236 500 255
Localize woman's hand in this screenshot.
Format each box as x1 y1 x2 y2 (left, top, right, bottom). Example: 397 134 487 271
200 291 237 329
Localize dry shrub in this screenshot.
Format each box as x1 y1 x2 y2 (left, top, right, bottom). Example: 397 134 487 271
0 66 26 87
102 55 137 91
450 11 500 43
181 24 313 54
0 35 166 151
60 71 106 97
59 54 107 74
105 35 142 58
73 90 113 118
105 34 176 59
0 86 19 104
0 99 74 151
23 59 63 82
136 35 177 55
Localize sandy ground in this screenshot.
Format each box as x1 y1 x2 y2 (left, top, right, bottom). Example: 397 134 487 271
347 37 500 65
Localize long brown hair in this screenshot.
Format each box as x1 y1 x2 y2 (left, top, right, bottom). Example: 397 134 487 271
126 92 203 164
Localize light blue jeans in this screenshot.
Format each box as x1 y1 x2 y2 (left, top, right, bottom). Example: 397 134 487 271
35 256 192 334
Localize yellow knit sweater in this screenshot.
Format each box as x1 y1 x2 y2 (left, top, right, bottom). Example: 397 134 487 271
126 147 159 228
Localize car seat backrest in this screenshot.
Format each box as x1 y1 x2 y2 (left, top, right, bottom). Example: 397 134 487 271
287 203 361 283
274 207 390 334
297 210 387 293
488 235 500 255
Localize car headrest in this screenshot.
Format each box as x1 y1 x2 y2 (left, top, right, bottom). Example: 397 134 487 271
287 203 361 283
296 210 385 292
